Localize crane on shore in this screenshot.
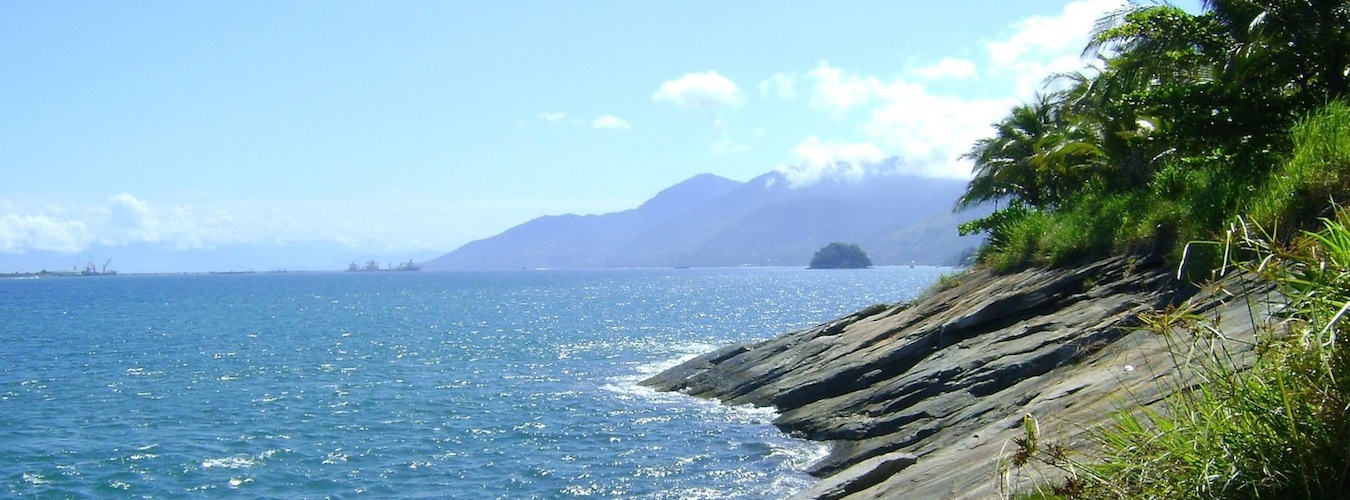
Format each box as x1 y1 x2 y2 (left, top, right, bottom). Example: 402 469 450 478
81 258 117 276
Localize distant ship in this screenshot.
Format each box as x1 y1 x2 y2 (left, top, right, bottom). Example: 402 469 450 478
346 260 421 272
81 259 117 276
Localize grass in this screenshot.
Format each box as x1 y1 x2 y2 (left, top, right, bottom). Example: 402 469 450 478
973 190 1174 272
926 269 968 294
990 102 1350 498
1004 211 1350 499
957 102 1350 498
1250 100 1350 235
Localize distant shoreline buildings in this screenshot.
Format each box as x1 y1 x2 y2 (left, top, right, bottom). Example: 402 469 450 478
346 260 422 272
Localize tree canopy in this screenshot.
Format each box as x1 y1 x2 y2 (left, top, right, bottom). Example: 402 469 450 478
958 0 1350 271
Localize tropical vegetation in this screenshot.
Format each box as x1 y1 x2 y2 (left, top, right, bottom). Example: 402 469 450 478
957 0 1350 273
1009 213 1350 499
953 1 1350 498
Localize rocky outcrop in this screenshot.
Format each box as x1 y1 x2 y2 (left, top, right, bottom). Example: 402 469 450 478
641 255 1275 498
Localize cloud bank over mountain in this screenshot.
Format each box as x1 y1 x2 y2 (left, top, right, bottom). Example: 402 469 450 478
738 0 1124 184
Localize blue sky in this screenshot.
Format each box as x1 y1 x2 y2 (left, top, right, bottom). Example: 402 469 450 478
0 1 1200 272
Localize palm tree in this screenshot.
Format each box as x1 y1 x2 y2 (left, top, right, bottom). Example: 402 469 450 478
959 86 1126 210
1084 2 1303 179
1052 69 1161 191
1084 4 1230 89
1204 0 1350 102
958 95 1060 209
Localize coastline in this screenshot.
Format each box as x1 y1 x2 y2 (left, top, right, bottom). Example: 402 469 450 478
642 255 1272 498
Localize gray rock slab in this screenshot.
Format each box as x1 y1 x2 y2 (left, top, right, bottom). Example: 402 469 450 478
641 255 1276 499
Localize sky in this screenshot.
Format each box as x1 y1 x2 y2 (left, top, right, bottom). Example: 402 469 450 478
0 1 1202 273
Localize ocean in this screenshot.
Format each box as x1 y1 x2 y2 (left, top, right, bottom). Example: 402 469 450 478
0 267 947 498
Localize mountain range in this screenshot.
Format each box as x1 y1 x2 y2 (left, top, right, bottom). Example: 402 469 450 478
424 164 988 270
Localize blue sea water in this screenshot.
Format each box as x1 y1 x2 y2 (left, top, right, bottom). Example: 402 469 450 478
0 267 947 498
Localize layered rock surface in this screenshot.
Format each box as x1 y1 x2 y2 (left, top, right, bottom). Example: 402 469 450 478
641 255 1274 499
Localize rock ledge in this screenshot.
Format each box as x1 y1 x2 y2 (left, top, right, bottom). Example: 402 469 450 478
642 255 1271 498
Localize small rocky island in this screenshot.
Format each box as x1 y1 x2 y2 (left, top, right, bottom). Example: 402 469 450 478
808 242 873 269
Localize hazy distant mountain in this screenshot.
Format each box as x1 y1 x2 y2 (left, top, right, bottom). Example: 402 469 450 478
424 162 988 270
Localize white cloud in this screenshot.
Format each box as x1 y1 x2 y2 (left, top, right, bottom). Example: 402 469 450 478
776 137 887 187
0 194 241 254
758 73 797 101
538 111 567 122
101 193 240 249
864 90 1016 178
913 57 977 81
652 71 744 108
987 0 1119 66
0 212 88 253
591 115 632 130
986 0 1123 97
765 1 1117 184
807 61 883 113
794 62 1012 179
792 137 886 166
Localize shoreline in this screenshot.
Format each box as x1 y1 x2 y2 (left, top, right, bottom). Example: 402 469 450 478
641 255 1271 498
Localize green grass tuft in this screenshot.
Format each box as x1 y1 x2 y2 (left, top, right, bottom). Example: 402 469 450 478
1251 101 1350 234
